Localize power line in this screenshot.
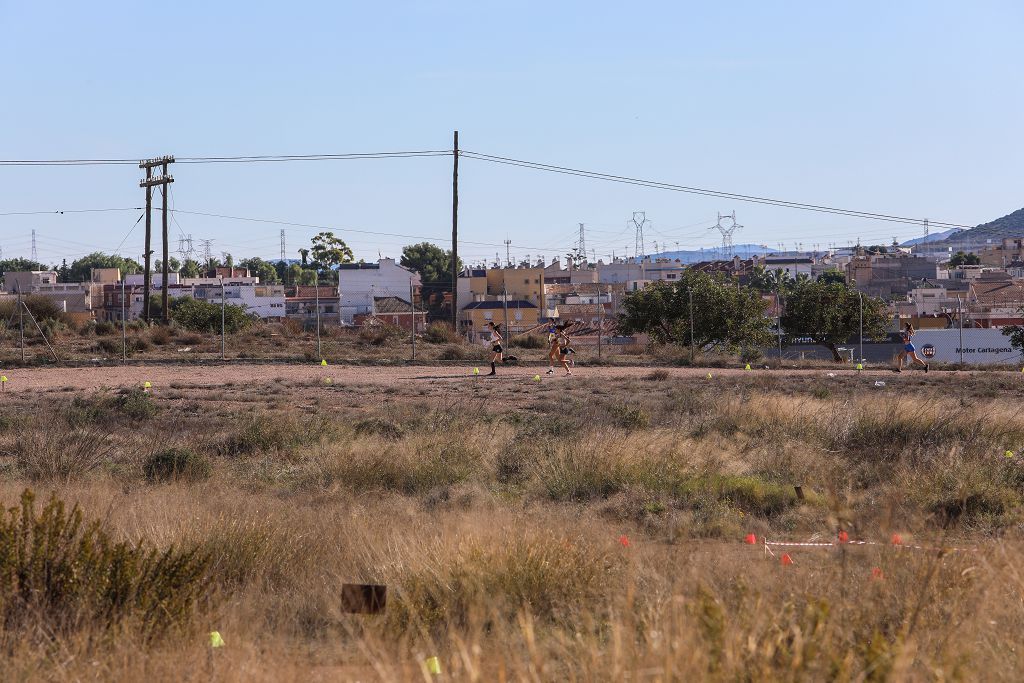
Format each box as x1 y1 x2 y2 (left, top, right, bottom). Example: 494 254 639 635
460 150 974 230
0 207 142 216
0 150 452 166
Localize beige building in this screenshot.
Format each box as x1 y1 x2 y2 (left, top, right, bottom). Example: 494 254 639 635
979 238 1024 267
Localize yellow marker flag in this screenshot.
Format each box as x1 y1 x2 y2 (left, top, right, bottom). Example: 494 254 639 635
143 381 152 389
856 363 864 371
320 359 327 366
1 376 7 382
1006 450 1015 458
706 372 712 379
473 367 479 375
425 656 441 675
744 363 751 371
533 374 541 381
209 631 225 648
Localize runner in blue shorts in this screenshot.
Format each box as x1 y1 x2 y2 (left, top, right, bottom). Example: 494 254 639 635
895 322 928 373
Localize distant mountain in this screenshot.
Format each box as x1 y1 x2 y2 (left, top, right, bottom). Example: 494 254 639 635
934 207 1024 246
644 244 779 264
900 228 962 246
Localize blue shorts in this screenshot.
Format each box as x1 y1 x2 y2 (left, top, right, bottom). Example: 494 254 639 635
904 343 915 352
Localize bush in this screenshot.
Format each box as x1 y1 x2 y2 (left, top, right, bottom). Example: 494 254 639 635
94 320 116 336
438 344 466 360
15 426 115 483
144 448 212 483
149 325 172 345
219 412 331 456
0 295 65 324
423 321 460 344
358 322 402 346
0 489 213 642
510 334 544 349
610 403 651 431
115 387 158 420
172 297 253 334
354 417 405 440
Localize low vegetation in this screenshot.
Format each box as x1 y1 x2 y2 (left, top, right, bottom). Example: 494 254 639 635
0 372 1022 678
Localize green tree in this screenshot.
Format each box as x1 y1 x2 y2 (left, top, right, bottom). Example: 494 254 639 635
310 232 353 269
298 248 309 266
1002 306 1024 356
154 257 181 273
400 242 462 283
0 258 50 285
239 257 280 284
171 297 253 333
180 259 202 278
780 280 889 362
747 265 792 294
618 271 773 352
68 252 140 282
949 251 981 267
866 245 888 255
817 270 846 285
57 259 71 283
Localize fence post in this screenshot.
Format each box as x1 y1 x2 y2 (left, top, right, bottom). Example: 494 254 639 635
410 278 416 361
956 293 964 365
121 279 127 362
858 291 863 366
689 288 695 364
776 284 783 366
220 277 226 360
315 272 322 360
18 287 25 363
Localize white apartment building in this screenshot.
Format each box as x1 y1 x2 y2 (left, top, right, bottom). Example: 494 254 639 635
337 258 421 323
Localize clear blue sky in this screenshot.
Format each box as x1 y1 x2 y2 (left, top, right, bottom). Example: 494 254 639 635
1 1 1021 266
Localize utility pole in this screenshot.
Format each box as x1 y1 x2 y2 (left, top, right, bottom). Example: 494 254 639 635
139 155 174 323
451 130 459 330
18 286 25 363
220 277 226 360
315 271 322 360
410 278 416 361
121 279 127 362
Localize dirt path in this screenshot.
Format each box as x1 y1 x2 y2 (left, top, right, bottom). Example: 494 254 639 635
0 362 1009 393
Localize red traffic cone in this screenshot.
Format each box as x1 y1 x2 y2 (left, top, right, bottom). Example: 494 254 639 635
744 533 757 545
781 553 794 566
838 530 849 543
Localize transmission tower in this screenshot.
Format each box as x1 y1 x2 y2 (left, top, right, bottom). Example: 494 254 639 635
631 212 649 260
31 229 37 261
923 217 929 245
177 234 195 261
200 239 214 266
280 229 286 262
710 212 742 258
578 223 586 264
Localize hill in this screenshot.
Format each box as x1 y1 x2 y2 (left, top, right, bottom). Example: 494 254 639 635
936 206 1024 245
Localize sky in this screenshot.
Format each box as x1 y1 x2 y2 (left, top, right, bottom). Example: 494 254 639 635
1 1 1022 267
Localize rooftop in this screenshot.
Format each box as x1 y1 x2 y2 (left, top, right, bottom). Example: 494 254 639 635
462 300 538 310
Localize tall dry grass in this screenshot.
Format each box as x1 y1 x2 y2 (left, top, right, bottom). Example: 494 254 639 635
0 376 1022 679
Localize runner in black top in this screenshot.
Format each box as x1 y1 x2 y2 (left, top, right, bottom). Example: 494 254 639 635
486 321 504 376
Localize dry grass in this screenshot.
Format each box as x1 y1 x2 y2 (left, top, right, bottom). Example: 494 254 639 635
0 373 1023 679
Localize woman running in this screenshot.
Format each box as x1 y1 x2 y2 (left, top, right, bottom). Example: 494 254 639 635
557 323 573 376
545 322 561 374
895 322 928 373
486 321 504 376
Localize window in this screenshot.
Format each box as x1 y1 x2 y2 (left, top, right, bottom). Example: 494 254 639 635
524 279 529 284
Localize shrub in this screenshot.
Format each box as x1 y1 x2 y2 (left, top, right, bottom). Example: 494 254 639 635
0 295 65 324
94 320 116 336
149 325 172 345
144 448 212 483
115 387 158 420
354 417 405 440
358 322 402 345
172 297 253 334
437 344 466 360
219 412 331 456
423 321 460 344
610 403 651 431
15 426 115 483
0 489 213 642
646 369 670 381
510 334 544 349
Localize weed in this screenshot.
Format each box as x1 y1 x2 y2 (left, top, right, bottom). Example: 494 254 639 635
144 448 212 483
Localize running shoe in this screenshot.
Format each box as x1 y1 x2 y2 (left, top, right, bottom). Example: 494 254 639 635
545 369 554 375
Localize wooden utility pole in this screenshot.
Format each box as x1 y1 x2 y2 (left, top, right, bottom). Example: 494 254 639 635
161 158 171 323
138 156 174 323
451 130 459 330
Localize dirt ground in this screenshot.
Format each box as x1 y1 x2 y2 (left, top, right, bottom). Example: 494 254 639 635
0 360 1019 393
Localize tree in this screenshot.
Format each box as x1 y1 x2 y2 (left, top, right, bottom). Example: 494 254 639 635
817 270 846 286
949 251 981 267
171 297 253 334
310 232 353 269
239 257 280 284
68 252 140 283
866 245 888 255
1002 306 1024 356
747 265 793 294
180 259 202 278
57 259 71 283
298 248 310 266
781 280 889 362
618 271 773 352
0 258 50 284
154 257 181 273
400 242 462 283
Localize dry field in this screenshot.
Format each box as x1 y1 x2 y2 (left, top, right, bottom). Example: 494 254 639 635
1 364 1024 681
